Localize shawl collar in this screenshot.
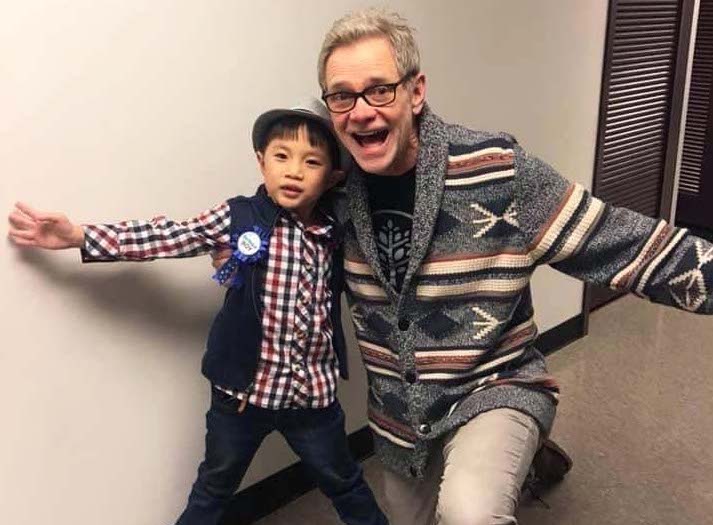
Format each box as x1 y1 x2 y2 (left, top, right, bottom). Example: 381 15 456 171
345 105 449 303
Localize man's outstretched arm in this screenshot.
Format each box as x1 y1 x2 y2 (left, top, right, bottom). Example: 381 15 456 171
513 145 713 315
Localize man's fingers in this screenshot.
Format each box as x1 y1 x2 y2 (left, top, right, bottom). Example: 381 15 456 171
209 249 231 269
210 249 229 260
210 249 232 261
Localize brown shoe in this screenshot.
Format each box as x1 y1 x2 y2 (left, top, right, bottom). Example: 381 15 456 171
531 438 573 488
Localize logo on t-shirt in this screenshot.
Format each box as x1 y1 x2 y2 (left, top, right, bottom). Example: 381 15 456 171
373 210 412 290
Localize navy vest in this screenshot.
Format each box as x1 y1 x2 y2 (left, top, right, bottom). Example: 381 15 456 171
202 185 348 393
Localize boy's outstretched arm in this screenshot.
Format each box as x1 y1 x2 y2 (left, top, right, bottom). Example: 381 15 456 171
8 201 232 262
8 202 84 250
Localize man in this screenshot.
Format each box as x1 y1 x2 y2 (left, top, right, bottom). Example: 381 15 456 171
313 7 713 525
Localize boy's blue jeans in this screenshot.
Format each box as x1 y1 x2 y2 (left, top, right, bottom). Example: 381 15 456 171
175 389 388 525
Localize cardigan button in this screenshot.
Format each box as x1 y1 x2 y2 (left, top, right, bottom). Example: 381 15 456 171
398 318 411 331
409 465 420 478
404 370 418 384
418 423 431 435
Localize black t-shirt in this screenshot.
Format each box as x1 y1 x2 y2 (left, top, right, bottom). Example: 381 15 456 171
363 168 416 292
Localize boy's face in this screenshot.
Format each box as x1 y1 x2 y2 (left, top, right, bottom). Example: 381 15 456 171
258 125 338 222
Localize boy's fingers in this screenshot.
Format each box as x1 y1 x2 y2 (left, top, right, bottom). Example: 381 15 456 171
9 230 35 241
15 202 60 223
8 231 36 246
14 202 40 220
8 211 35 230
9 236 36 247
7 226 29 238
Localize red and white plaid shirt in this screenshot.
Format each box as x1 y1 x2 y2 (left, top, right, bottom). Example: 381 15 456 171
82 201 339 409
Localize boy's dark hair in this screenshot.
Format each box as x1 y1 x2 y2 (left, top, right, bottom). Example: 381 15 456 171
257 116 340 169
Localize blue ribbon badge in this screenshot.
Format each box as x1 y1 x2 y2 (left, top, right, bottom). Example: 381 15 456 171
212 225 270 288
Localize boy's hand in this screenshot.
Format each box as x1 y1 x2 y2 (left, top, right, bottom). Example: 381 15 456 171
7 202 85 250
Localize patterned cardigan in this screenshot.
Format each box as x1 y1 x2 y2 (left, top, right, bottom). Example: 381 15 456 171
342 105 713 478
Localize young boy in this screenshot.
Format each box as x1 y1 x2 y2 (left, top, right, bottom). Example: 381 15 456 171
7 99 388 525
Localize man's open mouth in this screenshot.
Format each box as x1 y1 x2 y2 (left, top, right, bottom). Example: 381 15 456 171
353 129 389 147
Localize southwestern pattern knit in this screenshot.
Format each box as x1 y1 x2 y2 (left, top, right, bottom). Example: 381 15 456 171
342 105 713 478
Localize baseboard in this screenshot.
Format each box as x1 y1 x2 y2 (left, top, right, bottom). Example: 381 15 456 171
536 313 586 356
221 426 373 524
222 314 585 524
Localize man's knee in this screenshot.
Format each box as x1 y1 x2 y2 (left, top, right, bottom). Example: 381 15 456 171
437 503 515 525
437 481 517 525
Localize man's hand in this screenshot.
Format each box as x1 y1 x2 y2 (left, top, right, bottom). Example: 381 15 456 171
210 247 232 270
7 202 85 250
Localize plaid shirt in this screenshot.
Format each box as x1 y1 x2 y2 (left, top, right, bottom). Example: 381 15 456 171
82 202 338 409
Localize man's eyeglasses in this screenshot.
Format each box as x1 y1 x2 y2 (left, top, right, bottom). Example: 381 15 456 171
322 73 416 114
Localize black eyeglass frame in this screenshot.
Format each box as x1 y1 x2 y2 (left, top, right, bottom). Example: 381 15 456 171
321 72 417 114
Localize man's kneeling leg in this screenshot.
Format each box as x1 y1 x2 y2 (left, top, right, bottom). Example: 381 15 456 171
382 408 540 525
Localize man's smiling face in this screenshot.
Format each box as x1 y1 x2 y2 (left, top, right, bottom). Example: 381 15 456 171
323 35 426 176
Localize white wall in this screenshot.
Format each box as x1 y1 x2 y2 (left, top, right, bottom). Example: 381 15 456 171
0 2 607 524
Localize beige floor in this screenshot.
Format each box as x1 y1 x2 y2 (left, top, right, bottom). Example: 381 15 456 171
255 296 713 525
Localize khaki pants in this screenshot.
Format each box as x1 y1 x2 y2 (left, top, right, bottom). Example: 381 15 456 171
382 408 540 525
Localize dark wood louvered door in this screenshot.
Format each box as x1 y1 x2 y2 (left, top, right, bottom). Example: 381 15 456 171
676 0 713 232
586 0 696 312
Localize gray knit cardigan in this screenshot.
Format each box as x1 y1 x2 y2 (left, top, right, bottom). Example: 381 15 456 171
341 105 713 478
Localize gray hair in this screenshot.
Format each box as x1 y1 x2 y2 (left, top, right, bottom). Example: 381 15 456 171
318 8 420 89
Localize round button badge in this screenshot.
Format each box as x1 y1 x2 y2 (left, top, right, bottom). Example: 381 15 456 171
237 231 262 257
